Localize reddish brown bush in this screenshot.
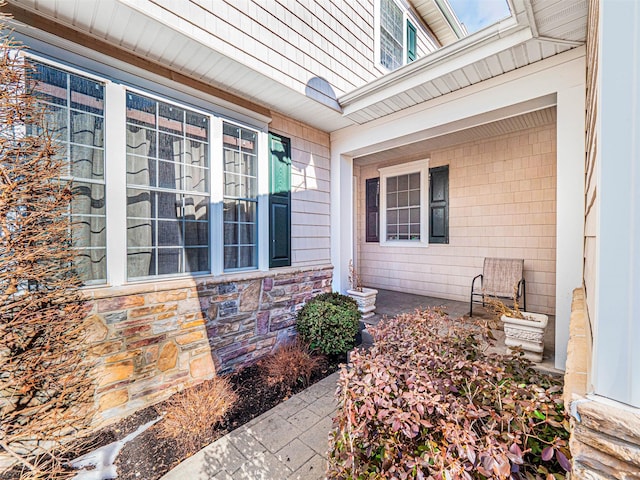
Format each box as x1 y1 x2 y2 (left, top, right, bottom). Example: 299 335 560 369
327 309 571 480
261 340 322 392
155 376 237 456
0 20 95 479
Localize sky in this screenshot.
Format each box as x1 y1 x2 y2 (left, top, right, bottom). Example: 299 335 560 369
447 0 512 34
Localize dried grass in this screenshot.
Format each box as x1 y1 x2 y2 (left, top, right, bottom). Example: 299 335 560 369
155 376 237 456
261 340 322 391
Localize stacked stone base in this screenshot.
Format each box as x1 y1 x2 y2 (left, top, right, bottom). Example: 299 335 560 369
565 287 640 478
84 265 333 425
570 398 640 478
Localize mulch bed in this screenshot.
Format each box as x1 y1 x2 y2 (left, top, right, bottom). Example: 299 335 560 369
0 355 343 480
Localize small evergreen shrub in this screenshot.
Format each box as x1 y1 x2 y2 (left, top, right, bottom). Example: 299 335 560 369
312 292 359 312
296 293 361 355
327 309 571 480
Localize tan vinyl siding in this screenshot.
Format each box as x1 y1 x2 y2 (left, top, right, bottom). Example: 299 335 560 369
357 123 557 314
269 112 331 267
140 1 433 97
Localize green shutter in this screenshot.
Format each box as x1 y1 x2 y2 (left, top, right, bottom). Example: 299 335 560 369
269 133 291 267
429 166 448 244
407 20 417 63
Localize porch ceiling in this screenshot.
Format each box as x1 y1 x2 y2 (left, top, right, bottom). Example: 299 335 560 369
353 106 556 165
342 0 587 125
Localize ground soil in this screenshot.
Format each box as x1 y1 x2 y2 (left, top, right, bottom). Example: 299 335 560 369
0 355 343 480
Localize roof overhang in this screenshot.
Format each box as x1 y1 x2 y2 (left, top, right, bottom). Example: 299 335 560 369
339 0 587 126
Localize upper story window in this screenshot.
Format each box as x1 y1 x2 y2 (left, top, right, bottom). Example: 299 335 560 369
30 62 107 284
378 0 419 71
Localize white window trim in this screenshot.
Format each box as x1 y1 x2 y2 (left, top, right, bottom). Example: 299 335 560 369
26 53 269 287
378 159 429 247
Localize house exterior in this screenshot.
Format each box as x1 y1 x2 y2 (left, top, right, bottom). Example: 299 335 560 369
3 0 639 476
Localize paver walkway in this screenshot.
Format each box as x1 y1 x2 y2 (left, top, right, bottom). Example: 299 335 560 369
161 371 340 480
161 289 558 479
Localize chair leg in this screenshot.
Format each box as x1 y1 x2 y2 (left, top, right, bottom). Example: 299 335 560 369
470 293 474 317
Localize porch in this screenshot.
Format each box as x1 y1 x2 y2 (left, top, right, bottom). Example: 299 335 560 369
365 288 558 372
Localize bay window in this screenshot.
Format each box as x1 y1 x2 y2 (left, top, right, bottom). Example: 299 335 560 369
29 58 269 286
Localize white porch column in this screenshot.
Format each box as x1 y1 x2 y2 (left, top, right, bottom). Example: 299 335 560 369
555 84 586 370
330 150 354 292
592 0 640 408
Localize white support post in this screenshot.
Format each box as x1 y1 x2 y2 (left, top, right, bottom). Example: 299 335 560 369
593 0 640 408
555 84 586 371
330 151 354 292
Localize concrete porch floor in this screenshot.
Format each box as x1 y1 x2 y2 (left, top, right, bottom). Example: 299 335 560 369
365 288 558 372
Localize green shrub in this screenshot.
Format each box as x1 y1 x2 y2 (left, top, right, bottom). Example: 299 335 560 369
327 309 571 480
296 293 361 355
312 291 359 311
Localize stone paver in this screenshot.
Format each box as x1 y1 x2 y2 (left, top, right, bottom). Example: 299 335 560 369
161 292 520 480
161 371 339 480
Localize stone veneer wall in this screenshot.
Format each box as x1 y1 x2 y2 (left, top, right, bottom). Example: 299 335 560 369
565 288 640 478
83 265 332 424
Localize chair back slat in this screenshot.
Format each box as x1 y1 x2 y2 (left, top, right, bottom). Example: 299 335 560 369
483 258 524 298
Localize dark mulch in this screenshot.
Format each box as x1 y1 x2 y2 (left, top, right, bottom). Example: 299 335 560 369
0 355 343 480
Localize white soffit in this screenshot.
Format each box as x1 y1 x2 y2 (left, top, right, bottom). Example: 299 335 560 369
354 106 557 166
342 0 587 125
5 0 354 132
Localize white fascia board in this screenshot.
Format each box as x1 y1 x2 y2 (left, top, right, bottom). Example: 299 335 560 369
340 16 532 115
331 46 585 156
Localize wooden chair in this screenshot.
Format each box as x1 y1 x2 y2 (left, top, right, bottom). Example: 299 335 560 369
470 258 526 316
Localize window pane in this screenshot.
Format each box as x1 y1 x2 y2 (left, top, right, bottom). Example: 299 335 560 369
70 75 104 114
127 92 156 128
73 216 106 249
185 222 208 246
409 172 420 189
223 122 258 271
127 188 155 219
127 219 154 248
158 248 181 275
157 220 181 246
185 247 209 272
71 182 105 216
127 155 156 187
71 145 104 180
387 192 397 208
71 112 104 147
128 248 155 277
31 62 107 284
126 92 210 278
385 171 421 242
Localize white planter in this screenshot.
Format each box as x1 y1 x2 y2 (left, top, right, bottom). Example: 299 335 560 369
500 312 549 362
347 287 378 320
